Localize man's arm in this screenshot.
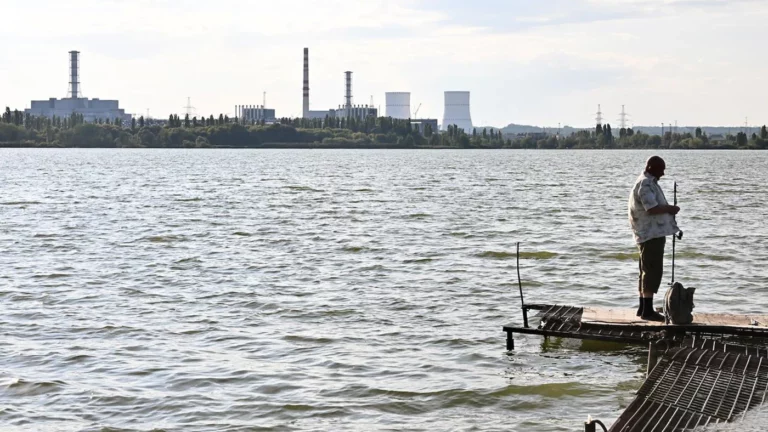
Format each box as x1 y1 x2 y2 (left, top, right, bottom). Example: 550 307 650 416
638 180 680 215
647 205 680 215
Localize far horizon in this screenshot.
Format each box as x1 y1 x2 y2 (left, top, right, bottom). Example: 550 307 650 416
1 1 766 128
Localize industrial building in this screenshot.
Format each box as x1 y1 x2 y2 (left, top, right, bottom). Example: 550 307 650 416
329 105 377 119
411 119 439 135
442 91 472 132
235 105 276 123
25 51 131 123
385 92 411 119
301 48 377 121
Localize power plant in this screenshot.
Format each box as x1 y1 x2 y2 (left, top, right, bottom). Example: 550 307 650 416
21 48 472 131
299 48 470 128
25 51 131 123
301 48 377 120
385 92 411 119
442 91 473 132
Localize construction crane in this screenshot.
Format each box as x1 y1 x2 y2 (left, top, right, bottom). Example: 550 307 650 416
413 103 422 119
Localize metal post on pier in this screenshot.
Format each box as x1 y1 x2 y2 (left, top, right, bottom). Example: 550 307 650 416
517 242 529 328
647 341 661 378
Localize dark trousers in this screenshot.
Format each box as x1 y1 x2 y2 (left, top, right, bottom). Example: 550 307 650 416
638 236 666 297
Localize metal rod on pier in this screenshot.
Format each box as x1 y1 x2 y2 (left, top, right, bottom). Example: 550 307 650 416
672 182 677 284
517 242 528 328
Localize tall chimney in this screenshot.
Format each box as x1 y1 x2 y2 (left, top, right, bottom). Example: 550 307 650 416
303 48 309 118
344 71 352 118
69 50 80 99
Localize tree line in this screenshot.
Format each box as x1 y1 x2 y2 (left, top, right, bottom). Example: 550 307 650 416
0 109 485 148
1 106 766 150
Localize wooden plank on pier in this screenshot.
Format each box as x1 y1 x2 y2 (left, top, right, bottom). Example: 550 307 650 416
504 304 768 352
692 312 768 327
581 307 648 326
582 306 768 328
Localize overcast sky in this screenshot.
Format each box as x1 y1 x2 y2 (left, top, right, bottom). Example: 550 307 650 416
1 0 766 127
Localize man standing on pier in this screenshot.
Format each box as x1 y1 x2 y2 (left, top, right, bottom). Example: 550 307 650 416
628 156 681 321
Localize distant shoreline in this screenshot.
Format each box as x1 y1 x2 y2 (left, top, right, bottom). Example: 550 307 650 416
2 118 766 150
1 143 764 150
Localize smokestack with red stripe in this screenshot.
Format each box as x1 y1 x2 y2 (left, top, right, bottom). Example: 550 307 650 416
303 48 309 118
345 71 352 117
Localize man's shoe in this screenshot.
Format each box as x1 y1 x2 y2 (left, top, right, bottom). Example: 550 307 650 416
641 298 665 322
636 296 644 317
642 310 665 322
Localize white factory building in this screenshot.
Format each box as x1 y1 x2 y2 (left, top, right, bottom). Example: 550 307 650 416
25 51 131 123
27 98 130 123
235 105 276 122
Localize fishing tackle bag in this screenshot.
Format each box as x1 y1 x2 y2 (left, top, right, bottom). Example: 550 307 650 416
664 282 695 325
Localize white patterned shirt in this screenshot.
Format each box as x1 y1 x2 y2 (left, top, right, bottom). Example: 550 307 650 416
628 172 679 244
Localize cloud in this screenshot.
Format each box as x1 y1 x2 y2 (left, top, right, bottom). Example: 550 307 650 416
0 0 444 37
1 0 767 127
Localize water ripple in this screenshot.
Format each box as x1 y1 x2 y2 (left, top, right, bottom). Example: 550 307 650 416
1 149 766 431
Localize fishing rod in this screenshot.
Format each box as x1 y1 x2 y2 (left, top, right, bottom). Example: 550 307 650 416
671 182 677 284
671 182 683 285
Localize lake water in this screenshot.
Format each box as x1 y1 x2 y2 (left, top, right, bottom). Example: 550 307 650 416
1 149 767 431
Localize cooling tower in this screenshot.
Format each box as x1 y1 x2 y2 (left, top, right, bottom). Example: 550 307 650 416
385 92 411 119
442 91 472 132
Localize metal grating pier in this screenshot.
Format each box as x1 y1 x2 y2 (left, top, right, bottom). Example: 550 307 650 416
503 302 768 430
504 304 652 349
609 343 768 431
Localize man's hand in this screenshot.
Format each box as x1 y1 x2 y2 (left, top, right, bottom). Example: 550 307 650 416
647 204 680 215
